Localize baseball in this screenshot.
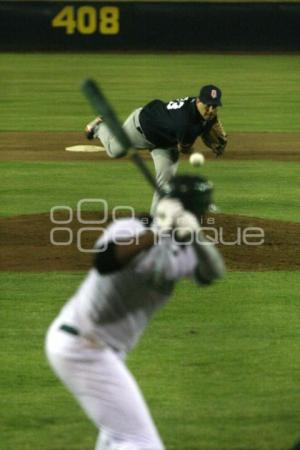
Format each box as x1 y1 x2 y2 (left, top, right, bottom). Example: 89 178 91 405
189 152 205 167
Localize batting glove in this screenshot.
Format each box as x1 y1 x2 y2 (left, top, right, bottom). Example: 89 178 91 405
174 210 200 242
153 198 184 233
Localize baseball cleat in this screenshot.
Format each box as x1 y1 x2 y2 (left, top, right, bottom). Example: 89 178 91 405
85 117 103 140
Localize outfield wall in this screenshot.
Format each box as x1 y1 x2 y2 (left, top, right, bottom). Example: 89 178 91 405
1 1 299 51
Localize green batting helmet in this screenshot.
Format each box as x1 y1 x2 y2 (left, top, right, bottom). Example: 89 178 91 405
164 174 214 215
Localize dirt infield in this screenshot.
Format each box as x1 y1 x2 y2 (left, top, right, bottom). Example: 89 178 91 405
1 131 299 272
1 211 299 272
1 131 300 161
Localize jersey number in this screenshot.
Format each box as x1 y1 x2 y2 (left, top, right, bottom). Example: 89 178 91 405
167 97 189 110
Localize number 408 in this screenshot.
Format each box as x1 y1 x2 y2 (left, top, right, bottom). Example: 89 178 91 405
52 6 120 35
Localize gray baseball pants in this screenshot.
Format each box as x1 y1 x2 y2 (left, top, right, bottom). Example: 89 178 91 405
95 108 179 214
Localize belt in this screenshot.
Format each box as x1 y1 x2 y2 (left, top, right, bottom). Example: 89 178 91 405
59 324 80 336
59 324 122 354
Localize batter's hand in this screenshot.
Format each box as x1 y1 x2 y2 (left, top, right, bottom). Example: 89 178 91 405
174 210 200 241
154 198 184 232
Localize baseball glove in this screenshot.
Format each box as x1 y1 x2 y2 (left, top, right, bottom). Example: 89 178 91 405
201 119 228 157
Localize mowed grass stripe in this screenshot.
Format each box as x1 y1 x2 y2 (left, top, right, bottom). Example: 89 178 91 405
1 53 300 132
1 159 299 221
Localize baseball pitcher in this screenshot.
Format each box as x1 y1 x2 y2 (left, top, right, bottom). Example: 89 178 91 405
85 85 227 213
45 174 225 450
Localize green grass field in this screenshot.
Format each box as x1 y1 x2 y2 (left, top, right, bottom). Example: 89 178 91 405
1 160 300 221
1 53 300 132
1 53 300 450
1 272 300 450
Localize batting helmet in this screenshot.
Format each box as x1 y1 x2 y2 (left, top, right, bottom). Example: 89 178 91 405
164 174 214 215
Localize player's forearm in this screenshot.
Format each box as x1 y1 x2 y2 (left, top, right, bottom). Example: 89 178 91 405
94 231 156 274
193 231 225 284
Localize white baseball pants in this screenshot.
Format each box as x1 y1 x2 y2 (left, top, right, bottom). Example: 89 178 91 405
45 323 165 450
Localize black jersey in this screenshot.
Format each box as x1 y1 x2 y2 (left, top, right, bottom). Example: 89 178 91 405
139 97 211 148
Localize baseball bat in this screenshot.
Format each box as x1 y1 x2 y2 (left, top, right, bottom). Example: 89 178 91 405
81 79 164 197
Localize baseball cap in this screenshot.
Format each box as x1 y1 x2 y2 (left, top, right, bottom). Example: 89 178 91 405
199 85 222 106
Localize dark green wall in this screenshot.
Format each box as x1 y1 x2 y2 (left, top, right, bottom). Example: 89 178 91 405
1 2 299 51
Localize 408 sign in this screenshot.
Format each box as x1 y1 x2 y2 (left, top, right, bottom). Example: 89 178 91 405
51 5 120 35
